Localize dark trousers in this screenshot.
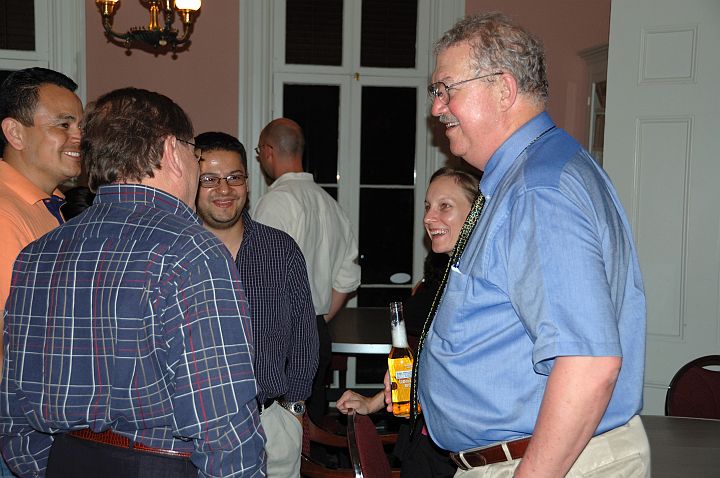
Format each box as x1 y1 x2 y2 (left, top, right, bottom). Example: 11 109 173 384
306 315 331 424
47 433 197 478
394 417 456 478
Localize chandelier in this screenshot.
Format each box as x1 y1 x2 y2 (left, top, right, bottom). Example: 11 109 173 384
95 0 202 52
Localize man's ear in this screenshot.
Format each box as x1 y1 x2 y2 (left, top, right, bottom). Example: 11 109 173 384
264 149 275 177
162 135 183 179
497 73 519 111
1 118 26 150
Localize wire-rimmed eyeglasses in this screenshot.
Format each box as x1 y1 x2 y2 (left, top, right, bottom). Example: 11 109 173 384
427 72 503 104
177 138 202 161
199 174 249 188
254 144 273 156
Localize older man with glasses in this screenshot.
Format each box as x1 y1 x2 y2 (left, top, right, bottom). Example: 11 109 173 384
195 131 318 478
413 12 649 477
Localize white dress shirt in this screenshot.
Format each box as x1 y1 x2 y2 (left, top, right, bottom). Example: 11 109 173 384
254 172 361 315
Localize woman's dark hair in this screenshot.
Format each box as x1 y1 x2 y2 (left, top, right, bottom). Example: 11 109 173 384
428 167 480 205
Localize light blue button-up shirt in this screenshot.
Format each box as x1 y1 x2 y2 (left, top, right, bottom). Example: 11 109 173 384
419 112 646 452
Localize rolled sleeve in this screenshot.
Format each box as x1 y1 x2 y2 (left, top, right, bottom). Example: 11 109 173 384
507 187 622 376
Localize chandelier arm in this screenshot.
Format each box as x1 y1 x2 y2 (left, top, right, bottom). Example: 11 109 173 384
173 24 194 46
100 17 132 42
162 6 176 34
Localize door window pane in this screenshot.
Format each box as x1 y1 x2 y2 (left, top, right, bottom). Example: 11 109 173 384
283 84 340 184
322 187 338 200
360 0 417 68
285 0 343 66
357 286 411 307
360 86 416 185
0 0 34 51
359 188 413 284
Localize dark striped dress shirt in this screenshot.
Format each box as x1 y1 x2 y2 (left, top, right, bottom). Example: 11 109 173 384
236 211 318 404
0 184 265 477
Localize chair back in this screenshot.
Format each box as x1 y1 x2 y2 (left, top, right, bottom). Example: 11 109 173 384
301 414 354 478
665 355 720 419
347 410 392 478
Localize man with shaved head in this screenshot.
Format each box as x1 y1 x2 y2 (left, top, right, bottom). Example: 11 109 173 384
254 118 360 423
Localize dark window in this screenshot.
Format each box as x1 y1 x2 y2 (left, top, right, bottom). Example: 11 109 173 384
360 86 416 185
359 188 413 284
286 0 343 66
360 0 417 68
283 84 340 185
357 286 411 308
0 0 35 51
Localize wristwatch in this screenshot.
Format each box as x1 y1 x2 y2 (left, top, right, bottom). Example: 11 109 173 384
280 400 306 416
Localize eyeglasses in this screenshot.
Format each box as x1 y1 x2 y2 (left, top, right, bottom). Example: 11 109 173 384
199 174 249 188
427 72 503 104
254 144 273 156
177 138 202 161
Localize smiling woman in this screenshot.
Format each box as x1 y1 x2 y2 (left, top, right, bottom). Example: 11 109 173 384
423 167 480 255
335 166 479 478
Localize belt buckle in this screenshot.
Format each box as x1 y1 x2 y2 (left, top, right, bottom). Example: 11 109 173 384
450 449 488 470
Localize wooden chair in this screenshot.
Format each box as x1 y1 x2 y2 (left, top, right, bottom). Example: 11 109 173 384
347 411 401 478
665 355 720 419
301 414 353 478
302 412 400 478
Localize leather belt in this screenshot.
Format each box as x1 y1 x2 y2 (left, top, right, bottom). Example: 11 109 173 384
258 397 276 415
67 428 192 458
449 436 531 470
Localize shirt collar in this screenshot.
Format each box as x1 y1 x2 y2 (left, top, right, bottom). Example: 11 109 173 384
0 161 64 205
241 209 255 237
480 112 556 197
94 184 199 224
269 171 313 189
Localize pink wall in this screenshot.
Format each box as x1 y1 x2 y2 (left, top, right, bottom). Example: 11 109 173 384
85 1 609 147
85 0 239 135
465 0 610 145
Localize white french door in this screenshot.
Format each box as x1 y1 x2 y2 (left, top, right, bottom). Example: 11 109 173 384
241 0 464 307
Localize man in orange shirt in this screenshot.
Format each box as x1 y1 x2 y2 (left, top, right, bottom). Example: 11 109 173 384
0 67 82 478
0 67 83 353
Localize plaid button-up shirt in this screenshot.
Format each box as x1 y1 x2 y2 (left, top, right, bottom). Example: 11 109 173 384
0 184 266 477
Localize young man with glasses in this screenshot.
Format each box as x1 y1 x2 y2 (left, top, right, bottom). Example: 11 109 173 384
195 131 318 477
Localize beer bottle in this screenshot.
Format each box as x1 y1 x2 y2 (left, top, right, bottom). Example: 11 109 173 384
387 301 413 417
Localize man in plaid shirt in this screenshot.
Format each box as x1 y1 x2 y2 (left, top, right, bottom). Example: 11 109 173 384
0 88 266 477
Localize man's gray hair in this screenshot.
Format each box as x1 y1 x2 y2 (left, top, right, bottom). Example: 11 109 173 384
434 12 548 105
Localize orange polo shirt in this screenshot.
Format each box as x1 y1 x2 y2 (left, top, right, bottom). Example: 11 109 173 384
0 161 64 310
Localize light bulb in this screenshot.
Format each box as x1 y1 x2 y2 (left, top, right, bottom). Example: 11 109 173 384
175 0 201 11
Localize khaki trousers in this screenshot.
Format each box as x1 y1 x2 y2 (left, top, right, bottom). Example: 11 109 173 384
454 415 650 478
261 402 303 477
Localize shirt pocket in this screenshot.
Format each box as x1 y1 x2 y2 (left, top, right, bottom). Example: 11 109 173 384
431 262 473 342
